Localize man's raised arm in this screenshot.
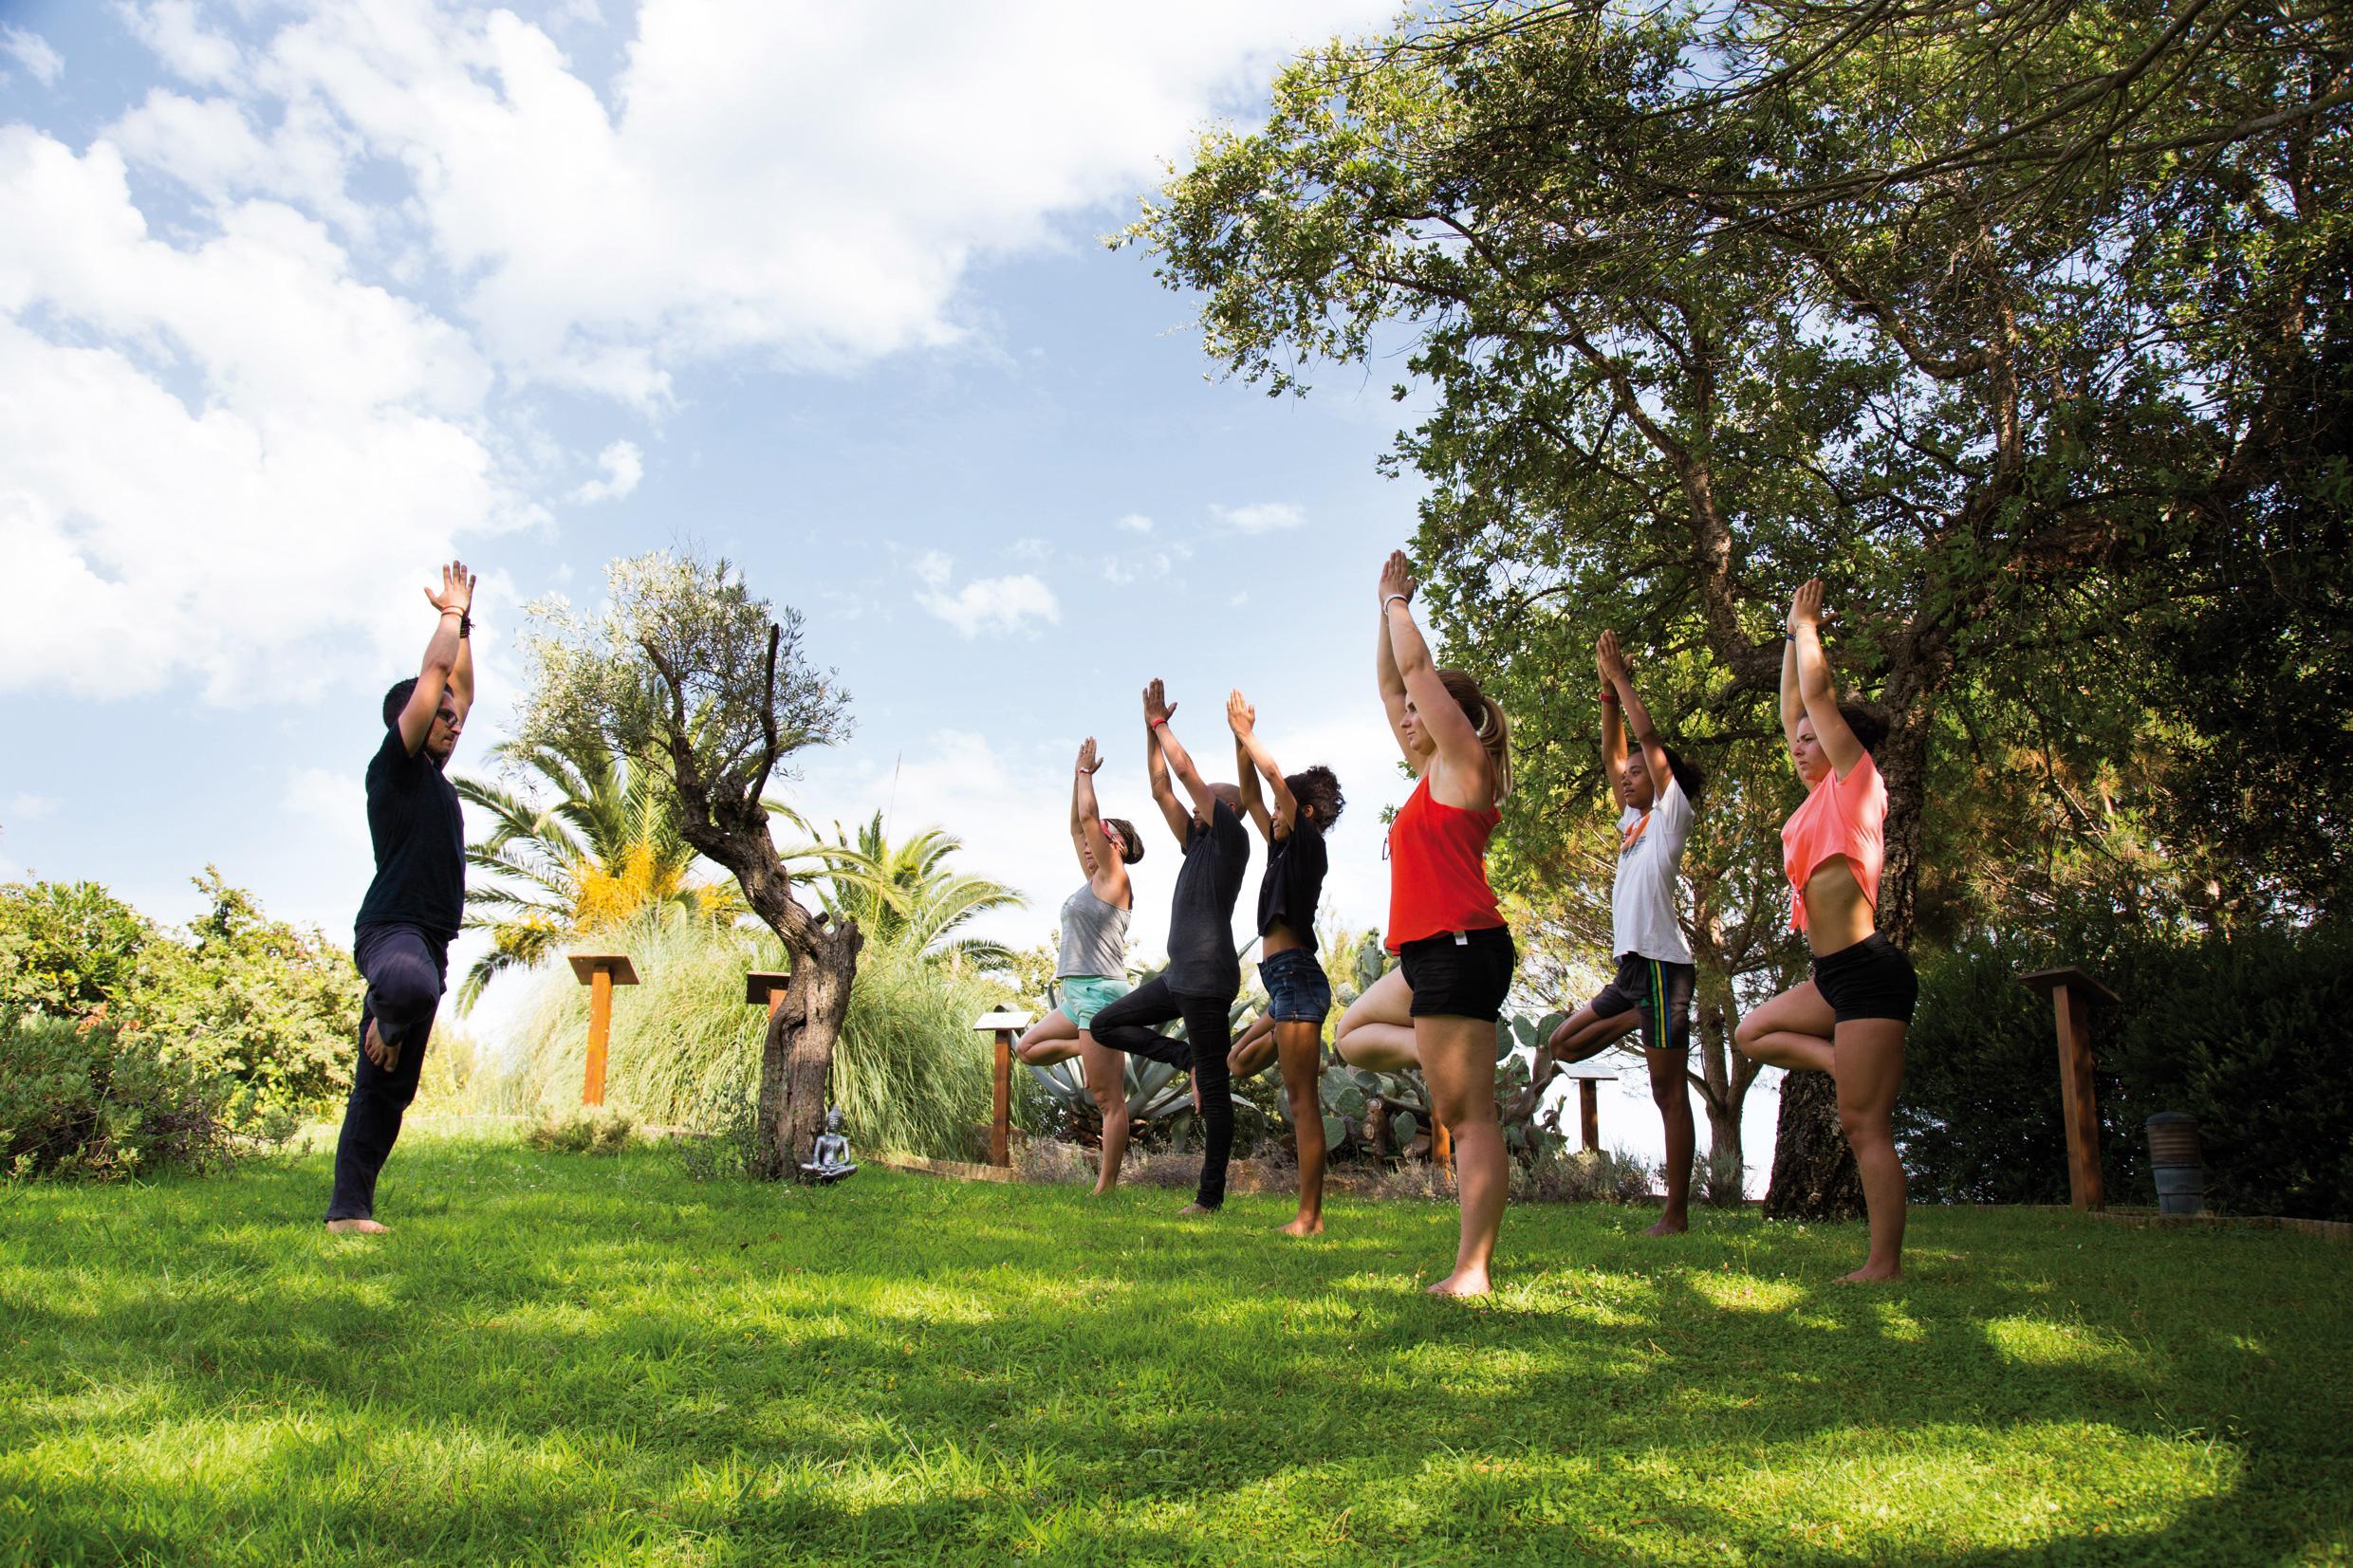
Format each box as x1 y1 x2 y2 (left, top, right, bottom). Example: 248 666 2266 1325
396 560 474 755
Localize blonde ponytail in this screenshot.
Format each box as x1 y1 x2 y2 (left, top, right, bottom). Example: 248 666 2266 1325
1436 668 1514 803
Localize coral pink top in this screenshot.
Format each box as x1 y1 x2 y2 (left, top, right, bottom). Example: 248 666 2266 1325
1781 751 1886 933
1387 776 1506 950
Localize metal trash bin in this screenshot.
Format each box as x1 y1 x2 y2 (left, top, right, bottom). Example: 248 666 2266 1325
2145 1112 2205 1216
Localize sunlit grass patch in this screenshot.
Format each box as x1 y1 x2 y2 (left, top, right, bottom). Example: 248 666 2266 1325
1 1134 2346 1566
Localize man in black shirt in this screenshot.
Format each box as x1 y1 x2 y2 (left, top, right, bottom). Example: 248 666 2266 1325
1089 679 1251 1212
325 560 476 1233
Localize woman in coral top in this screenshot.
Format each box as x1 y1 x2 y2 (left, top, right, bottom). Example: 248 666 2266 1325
1334 550 1516 1296
1735 579 1917 1282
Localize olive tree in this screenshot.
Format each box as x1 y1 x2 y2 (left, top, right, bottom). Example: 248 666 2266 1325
515 550 856 1178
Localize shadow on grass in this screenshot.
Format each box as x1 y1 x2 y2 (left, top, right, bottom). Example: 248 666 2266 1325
1 1141 2346 1565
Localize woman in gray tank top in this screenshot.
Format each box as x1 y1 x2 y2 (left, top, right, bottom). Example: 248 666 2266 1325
1014 738 1146 1195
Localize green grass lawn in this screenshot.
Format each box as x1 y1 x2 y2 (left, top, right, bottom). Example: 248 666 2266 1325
3 1126 2347 1566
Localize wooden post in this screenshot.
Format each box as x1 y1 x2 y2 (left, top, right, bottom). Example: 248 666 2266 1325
1433 1120 1453 1169
744 968 791 1020
1559 1061 1616 1155
973 1009 1031 1169
2018 966 2120 1211
567 954 639 1109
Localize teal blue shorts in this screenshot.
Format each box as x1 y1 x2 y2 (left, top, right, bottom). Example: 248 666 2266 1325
1058 975 1131 1030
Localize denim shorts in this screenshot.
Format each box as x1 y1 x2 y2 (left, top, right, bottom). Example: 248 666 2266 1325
1258 947 1333 1024
1057 974 1131 1030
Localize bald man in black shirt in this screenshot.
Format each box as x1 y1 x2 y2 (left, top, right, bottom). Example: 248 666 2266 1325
324 561 475 1233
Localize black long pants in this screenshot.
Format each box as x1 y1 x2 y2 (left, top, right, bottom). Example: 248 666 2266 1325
324 923 446 1222
1090 974 1235 1209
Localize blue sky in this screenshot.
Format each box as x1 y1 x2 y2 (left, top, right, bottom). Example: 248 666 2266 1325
0 0 1782 1175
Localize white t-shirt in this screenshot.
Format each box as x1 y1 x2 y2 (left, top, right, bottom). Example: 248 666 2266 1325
1612 774 1694 963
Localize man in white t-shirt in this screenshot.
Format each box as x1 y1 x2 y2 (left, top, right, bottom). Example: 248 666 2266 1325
1538 632 1706 1235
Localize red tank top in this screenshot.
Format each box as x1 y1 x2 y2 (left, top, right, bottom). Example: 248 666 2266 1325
1386 775 1505 950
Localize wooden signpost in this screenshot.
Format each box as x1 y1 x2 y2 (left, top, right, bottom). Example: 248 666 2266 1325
744 968 791 1019
2016 966 2121 1211
1557 1060 1618 1153
973 1009 1031 1168
566 953 639 1107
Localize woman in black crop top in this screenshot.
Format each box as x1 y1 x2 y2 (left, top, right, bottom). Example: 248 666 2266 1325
1223 691 1346 1237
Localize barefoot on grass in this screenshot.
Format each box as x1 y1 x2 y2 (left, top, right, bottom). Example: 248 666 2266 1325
1643 1215 1689 1237
1837 1264 1901 1283
1277 1216 1325 1238
1176 1202 1219 1217
325 1218 389 1234
1425 1270 1491 1298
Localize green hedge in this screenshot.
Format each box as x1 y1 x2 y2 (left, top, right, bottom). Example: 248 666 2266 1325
0 1010 285 1179
1899 918 2353 1219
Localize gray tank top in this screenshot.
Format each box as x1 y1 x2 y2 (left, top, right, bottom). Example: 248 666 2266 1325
1057 883 1130 979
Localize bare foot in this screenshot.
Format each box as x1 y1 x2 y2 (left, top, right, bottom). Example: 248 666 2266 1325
1837 1263 1902 1283
1426 1270 1491 1298
1089 1181 1118 1197
1644 1214 1689 1237
361 1018 399 1074
325 1218 389 1234
1277 1215 1325 1237
1176 1202 1218 1217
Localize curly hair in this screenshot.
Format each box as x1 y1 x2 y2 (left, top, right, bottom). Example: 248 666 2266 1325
1285 766 1345 830
1658 744 1709 809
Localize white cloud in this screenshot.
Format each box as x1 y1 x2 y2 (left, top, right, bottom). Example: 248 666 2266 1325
912 549 954 590
1212 501 1306 533
2 27 64 85
1115 512 1154 534
102 0 1398 399
105 89 370 240
3 792 59 821
569 438 643 503
0 128 535 703
1102 546 1187 586
1009 536 1053 563
917 570 1061 639
285 766 361 829
118 1 244 87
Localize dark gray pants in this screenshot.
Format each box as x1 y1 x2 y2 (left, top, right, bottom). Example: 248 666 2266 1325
1090 974 1235 1209
324 923 446 1222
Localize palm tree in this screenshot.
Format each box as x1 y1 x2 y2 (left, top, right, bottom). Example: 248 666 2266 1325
777 808 1024 970
454 738 744 1009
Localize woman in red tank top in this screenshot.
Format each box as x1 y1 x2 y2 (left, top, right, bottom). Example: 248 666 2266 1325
1333 550 1517 1297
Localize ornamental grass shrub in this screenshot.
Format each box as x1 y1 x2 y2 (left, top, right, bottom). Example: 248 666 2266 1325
506 912 999 1160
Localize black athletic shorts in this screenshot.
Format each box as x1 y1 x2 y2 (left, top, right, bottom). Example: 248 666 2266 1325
1587 952 1695 1056
1810 932 1918 1024
1399 925 1515 1021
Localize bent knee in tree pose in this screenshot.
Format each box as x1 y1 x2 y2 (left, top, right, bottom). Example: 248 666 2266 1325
1352 549 1517 1297
1732 578 1916 1283
1538 629 1709 1238
1227 688 1345 1237
1013 737 1144 1196
1084 679 1251 1212
326 561 477 1233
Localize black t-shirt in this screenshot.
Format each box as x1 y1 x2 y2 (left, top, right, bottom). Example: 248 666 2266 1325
354 725 466 940
1163 797 1251 998
1255 818 1327 952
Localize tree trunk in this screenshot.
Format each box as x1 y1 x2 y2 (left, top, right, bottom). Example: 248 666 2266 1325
1763 1066 1863 1218
750 917 863 1180
1691 989 1753 1175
